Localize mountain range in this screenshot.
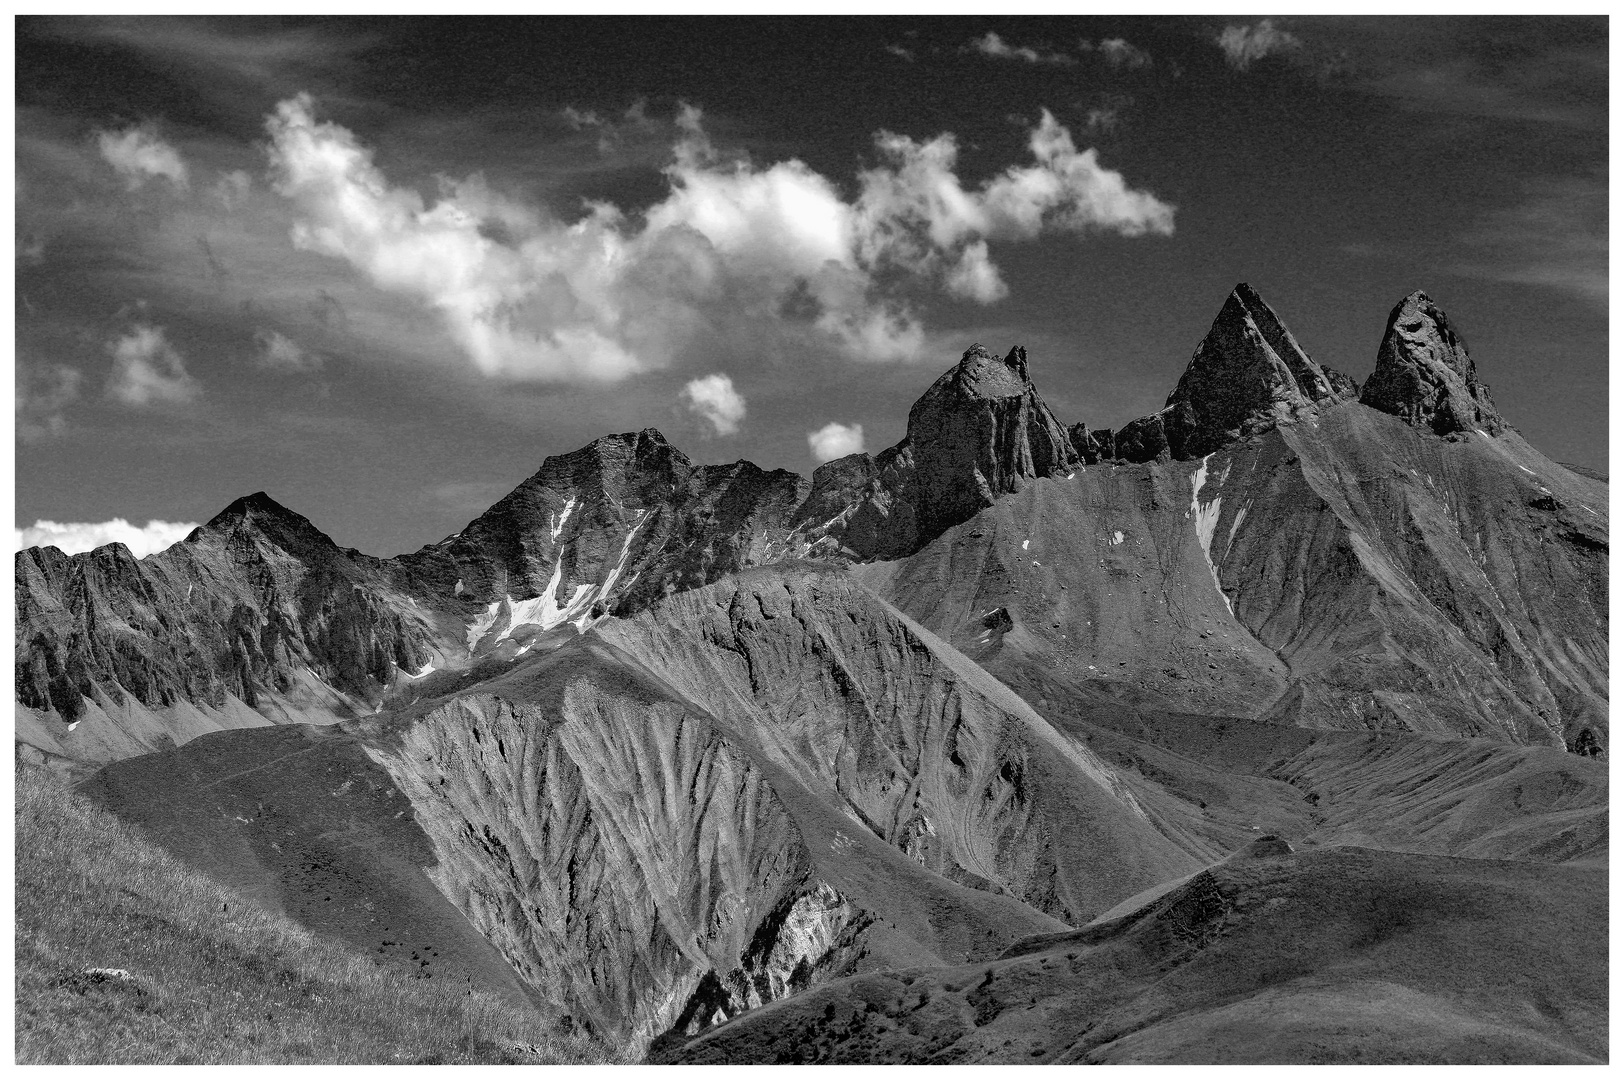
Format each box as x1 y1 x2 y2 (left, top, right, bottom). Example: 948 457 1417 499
17 285 1608 1063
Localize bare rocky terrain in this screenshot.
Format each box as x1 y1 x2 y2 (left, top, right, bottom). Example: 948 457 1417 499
19 284 1607 1063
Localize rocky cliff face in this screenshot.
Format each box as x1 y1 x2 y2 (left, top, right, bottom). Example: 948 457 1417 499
1360 290 1504 437
396 428 810 617
904 344 1082 543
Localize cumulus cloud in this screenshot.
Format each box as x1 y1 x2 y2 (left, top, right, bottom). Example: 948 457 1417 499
885 44 916 62
968 32 1075 66
682 372 747 435
16 518 199 558
945 241 1008 302
97 126 190 192
254 327 321 372
106 324 202 406
263 95 1172 381
855 109 1175 271
16 364 84 440
1082 38 1151 70
808 421 865 463
1216 19 1303 71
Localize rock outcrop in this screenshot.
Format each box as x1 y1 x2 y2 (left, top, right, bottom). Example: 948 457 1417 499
790 443 919 561
1360 290 1504 437
905 344 1082 543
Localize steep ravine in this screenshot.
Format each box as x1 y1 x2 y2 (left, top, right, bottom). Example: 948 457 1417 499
366 686 850 1047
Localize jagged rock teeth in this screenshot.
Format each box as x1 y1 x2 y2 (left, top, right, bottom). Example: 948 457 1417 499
905 343 1081 543
1141 283 1339 460
1066 422 1114 466
1360 290 1503 437
1112 410 1173 464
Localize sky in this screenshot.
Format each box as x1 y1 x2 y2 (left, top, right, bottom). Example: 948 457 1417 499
14 15 1609 558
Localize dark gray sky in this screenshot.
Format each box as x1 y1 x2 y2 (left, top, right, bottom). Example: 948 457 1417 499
15 16 1608 557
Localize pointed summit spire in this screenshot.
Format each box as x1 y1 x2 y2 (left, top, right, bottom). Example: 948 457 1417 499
1147 283 1344 459
1360 291 1503 437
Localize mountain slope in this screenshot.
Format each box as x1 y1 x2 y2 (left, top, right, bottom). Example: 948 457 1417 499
658 841 1607 1064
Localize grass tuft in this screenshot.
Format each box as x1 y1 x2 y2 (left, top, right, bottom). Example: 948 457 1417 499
15 763 625 1064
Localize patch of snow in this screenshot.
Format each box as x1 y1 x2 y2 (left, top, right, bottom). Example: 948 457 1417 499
1518 465 1535 476
66 720 79 732
1475 429 1490 437
572 510 648 632
1111 530 1125 546
402 662 435 679
1189 453 1231 615
550 496 577 542
1580 504 1598 516
1022 539 1029 551
1226 502 1250 549
454 578 464 596
469 510 652 650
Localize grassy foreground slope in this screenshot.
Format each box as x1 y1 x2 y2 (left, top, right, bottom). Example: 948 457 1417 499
15 764 619 1065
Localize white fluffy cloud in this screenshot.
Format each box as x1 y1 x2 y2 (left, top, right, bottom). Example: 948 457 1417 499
856 110 1175 265
1216 19 1303 71
968 32 1075 66
263 95 1173 383
16 518 199 558
808 421 865 463
97 126 190 192
944 241 1008 303
682 373 747 435
106 324 202 406
254 327 321 372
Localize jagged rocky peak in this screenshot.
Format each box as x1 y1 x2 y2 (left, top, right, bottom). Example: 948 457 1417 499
1360 290 1503 437
906 343 1080 543
1143 283 1352 461
195 490 343 557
